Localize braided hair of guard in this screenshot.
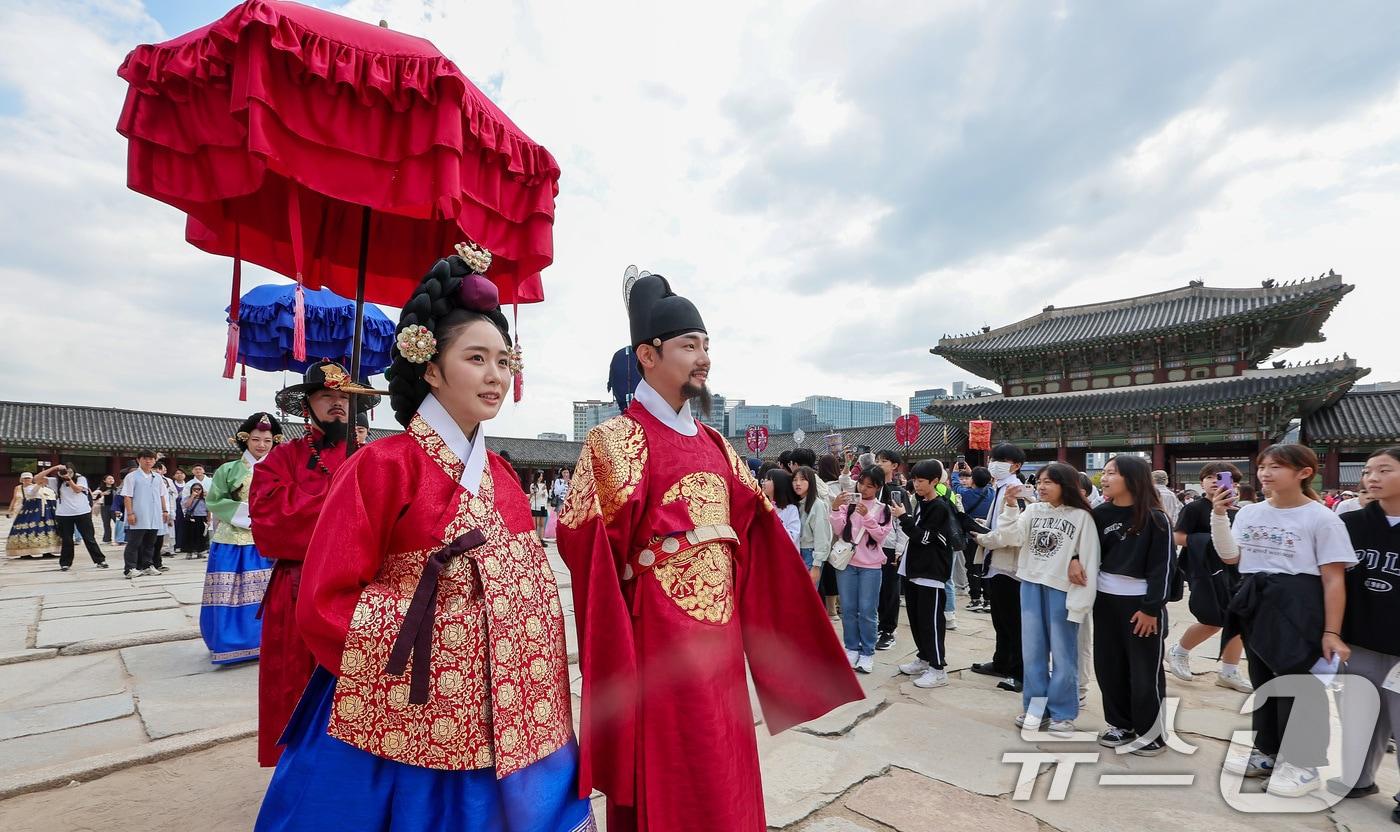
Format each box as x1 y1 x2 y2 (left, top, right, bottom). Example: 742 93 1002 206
385 256 512 428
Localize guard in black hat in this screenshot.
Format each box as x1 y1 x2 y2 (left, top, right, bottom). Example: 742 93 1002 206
273 360 385 448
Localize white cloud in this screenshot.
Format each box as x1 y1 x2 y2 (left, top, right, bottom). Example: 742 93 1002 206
0 0 1397 444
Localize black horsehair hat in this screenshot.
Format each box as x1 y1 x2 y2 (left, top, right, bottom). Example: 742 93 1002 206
274 359 387 416
623 267 707 349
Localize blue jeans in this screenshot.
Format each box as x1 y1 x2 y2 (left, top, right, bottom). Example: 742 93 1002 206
1021 581 1081 721
799 548 814 569
114 516 126 544
836 565 883 657
944 580 957 613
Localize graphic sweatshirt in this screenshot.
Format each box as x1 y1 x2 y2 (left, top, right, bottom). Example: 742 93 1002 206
977 501 1100 623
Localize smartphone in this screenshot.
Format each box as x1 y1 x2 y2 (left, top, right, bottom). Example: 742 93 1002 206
1217 471 1233 491
888 488 905 507
956 454 966 465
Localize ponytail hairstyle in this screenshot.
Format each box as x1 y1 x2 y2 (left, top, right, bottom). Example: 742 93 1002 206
1106 454 1165 535
386 255 512 428
1257 443 1322 502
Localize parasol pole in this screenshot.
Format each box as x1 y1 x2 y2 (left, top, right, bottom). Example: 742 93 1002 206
348 205 371 457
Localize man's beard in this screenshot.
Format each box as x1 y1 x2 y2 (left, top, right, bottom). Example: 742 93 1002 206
681 382 712 420
310 413 349 447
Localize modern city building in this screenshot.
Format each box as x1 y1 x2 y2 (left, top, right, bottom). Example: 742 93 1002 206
537 431 568 441
792 395 901 430
572 399 613 441
698 393 728 436
909 388 949 423
729 404 803 437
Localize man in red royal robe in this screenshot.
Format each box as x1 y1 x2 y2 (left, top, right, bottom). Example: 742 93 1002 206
557 272 863 831
249 359 384 767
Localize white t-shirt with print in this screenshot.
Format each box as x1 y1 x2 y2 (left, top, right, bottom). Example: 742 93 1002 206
1232 500 1356 576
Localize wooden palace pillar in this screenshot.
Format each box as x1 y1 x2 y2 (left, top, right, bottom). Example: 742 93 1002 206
1152 442 1166 471
1323 447 1341 490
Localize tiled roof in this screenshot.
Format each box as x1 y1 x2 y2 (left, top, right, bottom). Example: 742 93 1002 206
1304 390 1400 444
923 361 1365 422
726 422 966 461
935 273 1351 358
0 401 582 467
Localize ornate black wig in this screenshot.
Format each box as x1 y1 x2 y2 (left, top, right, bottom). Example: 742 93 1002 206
385 255 513 428
231 412 285 451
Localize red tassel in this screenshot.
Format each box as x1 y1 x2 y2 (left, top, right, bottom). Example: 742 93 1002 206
292 283 307 362
511 301 523 403
222 321 240 379
239 363 248 402
514 368 524 403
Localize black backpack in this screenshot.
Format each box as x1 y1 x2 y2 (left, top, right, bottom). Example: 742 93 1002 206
936 493 968 552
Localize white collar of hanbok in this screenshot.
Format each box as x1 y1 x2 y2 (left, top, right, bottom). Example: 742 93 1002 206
418 392 488 493
634 379 698 437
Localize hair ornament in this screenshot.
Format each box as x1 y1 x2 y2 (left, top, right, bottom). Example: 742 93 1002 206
396 324 438 364
454 240 493 275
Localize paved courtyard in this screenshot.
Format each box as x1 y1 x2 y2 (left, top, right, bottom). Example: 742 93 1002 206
0 526 1396 831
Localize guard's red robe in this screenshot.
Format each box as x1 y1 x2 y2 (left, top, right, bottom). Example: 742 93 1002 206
557 403 863 831
249 428 350 767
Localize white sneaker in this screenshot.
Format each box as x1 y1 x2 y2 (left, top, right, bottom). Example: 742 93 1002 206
855 654 874 674
1215 669 1254 693
1266 762 1321 797
1015 712 1047 730
1048 720 1076 738
141 567 160 577
913 668 949 689
944 614 958 631
899 658 931 676
1166 644 1193 681
845 649 859 668
1223 750 1275 778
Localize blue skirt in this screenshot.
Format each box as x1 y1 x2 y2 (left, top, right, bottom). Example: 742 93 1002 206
5 497 60 557
199 540 274 664
255 667 595 832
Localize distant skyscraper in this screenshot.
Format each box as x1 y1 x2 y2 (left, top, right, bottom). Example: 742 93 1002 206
572 400 612 441
698 393 728 436
793 395 901 429
952 381 965 397
729 404 802 437
909 388 949 423
537 431 568 441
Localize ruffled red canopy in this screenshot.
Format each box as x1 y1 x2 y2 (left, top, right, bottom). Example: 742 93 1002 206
116 0 560 308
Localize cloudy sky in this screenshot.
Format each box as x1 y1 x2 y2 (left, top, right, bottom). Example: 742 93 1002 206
2 0 1398 440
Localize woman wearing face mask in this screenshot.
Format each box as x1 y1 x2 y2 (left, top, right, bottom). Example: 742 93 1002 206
830 467 892 674
254 252 593 831
1331 448 1400 814
794 466 833 583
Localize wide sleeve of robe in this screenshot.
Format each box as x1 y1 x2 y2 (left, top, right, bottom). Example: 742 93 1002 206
555 417 649 804
205 460 244 526
711 427 865 734
295 444 407 676
250 440 327 562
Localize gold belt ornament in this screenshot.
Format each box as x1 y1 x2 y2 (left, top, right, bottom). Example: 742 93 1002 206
627 524 739 581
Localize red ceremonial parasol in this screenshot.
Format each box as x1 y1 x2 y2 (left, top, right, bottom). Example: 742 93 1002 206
115 0 560 417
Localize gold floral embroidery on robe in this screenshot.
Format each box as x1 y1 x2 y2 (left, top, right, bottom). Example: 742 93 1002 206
560 416 646 528
653 472 734 624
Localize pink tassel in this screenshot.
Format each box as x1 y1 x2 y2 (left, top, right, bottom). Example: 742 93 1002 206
239 363 248 402
514 368 524 403
222 321 240 379
292 284 307 362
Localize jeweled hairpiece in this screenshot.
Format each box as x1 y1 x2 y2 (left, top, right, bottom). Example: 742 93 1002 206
396 324 437 364
454 241 493 275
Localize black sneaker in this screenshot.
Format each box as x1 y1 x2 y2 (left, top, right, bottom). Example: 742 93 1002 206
60 566 70 572
875 633 896 651
1327 778 1379 798
95 561 109 569
970 662 1004 677
1129 737 1168 757
124 570 134 579
997 678 1024 693
157 565 171 572
1098 727 1137 748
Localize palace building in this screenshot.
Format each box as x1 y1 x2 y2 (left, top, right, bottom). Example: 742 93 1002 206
924 272 1379 487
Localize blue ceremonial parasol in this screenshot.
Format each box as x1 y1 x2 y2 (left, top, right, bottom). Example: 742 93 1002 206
226 284 394 399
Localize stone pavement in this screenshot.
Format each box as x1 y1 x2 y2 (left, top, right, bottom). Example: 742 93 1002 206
1 529 1397 831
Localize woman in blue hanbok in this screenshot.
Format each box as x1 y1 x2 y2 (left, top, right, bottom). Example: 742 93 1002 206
6 470 62 558
200 413 283 664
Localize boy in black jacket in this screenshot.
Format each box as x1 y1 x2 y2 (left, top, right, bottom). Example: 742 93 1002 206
893 459 956 689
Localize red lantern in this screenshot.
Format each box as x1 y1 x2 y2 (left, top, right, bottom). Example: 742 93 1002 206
894 414 921 447
969 420 993 451
745 425 770 454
